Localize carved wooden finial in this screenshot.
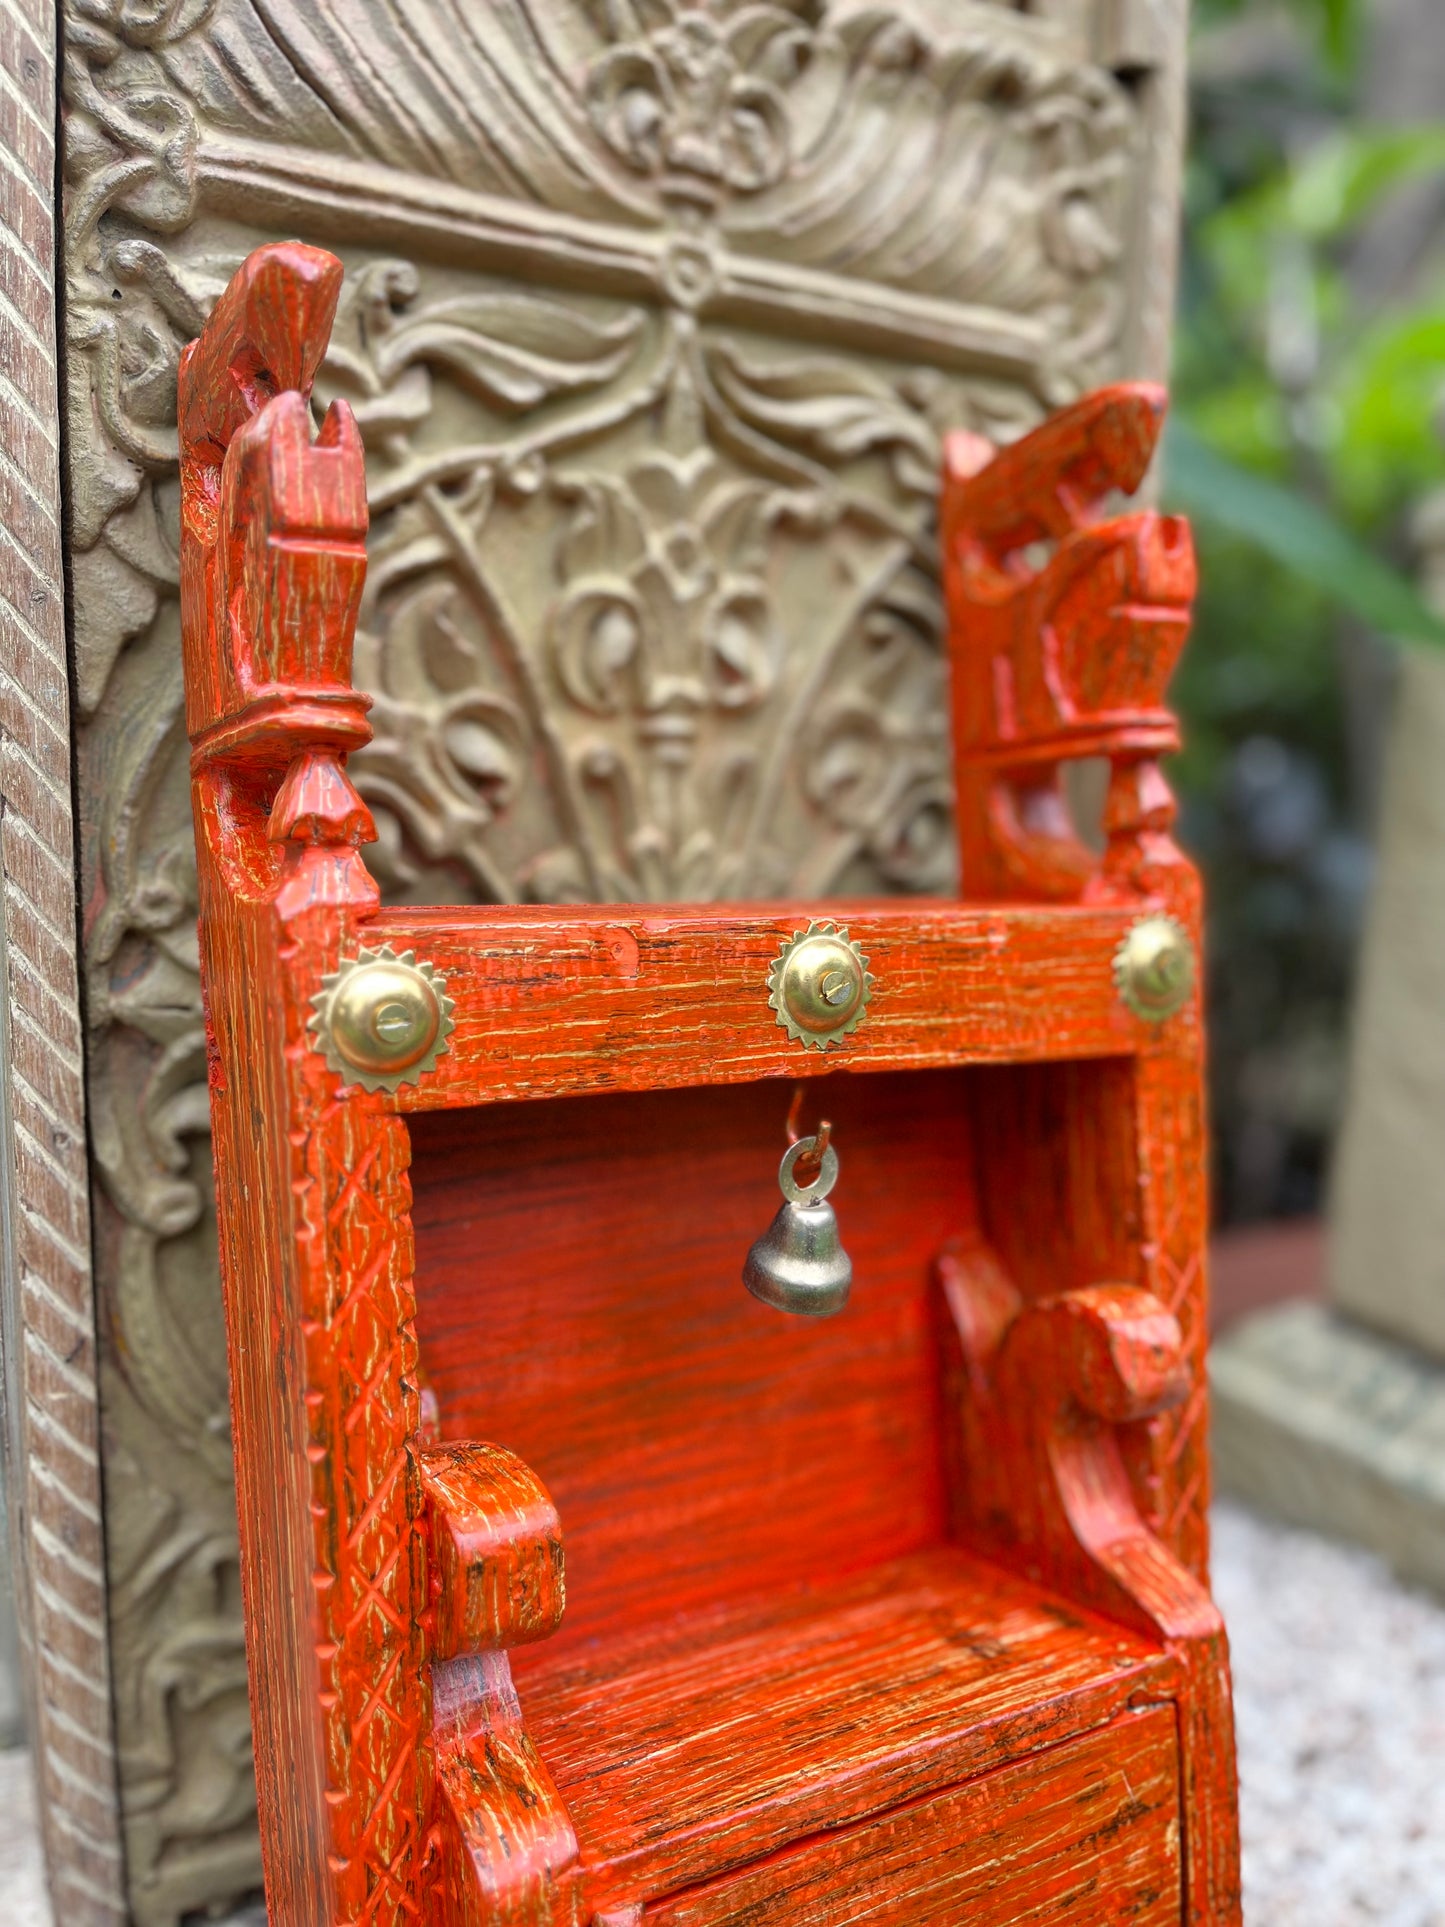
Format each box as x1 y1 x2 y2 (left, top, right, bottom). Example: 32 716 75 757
178 241 344 470
178 242 375 859
267 748 376 850
941 383 1196 905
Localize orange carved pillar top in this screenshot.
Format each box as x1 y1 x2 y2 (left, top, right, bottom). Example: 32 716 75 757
941 383 1199 916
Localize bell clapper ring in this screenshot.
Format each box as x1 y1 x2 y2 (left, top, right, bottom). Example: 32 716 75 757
783 1084 830 1190
743 1099 853 1318
779 1133 840 1208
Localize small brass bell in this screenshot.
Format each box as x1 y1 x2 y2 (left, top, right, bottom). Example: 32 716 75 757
743 1131 852 1318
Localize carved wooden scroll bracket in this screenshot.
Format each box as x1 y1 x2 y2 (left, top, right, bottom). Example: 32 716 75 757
420 1444 582 1927
942 384 1198 909
938 1236 1241 1924
938 1236 1212 1640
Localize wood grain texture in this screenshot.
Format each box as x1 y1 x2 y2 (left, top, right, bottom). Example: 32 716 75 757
419 1442 566 1660
939 1253 1239 1927
942 381 1196 908
180 254 1239 1927
370 901 1185 1111
520 1549 1176 1910
644 1706 1183 1927
433 1651 582 1927
0 4 125 1916
410 1072 962 1652
408 1064 1182 1650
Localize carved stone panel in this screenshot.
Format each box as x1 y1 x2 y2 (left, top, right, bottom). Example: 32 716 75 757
60 2 1185 1918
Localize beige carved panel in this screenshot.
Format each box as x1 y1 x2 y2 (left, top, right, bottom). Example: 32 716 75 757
61 2 1184 1919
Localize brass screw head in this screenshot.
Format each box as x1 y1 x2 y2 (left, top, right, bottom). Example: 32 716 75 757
769 921 873 1050
309 945 455 1092
1114 914 1196 1023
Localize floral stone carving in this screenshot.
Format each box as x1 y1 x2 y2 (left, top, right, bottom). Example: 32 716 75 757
59 0 1176 1919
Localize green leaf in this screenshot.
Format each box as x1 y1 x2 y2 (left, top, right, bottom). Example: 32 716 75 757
1316 0 1358 72
1195 127 1445 327
1163 418 1445 649
1326 298 1445 521
1287 125 1445 238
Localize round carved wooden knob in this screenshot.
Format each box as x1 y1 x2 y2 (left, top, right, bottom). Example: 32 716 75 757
1114 915 1195 1023
310 945 454 1091
768 922 872 1050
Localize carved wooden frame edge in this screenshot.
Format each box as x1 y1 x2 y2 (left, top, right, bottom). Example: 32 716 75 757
1119 0 1193 390
0 3 126 1919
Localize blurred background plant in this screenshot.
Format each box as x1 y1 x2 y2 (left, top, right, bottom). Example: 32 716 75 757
1163 0 1445 1224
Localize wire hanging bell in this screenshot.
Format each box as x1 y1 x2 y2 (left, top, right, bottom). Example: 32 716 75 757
743 1131 852 1318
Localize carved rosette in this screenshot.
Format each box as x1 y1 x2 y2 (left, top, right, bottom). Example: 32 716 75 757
60 1 1170 1918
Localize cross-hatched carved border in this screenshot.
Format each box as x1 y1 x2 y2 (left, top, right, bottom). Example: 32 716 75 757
0 1 125 1919
1130 1044 1214 1580
291 1062 432 1923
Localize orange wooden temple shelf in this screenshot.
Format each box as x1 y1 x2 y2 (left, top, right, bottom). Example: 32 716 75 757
180 244 1241 1925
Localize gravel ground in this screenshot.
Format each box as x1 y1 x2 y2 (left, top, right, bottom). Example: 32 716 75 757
0 1502 1440 1924
1213 1499 1445 1926
0 1748 48 1926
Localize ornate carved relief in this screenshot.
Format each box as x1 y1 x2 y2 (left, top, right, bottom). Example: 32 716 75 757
60 2 1170 1919
325 261 966 906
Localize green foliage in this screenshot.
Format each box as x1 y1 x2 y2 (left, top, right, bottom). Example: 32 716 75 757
1169 118 1445 600
1168 0 1445 1219
1329 298 1445 521
1286 126 1445 238
1193 0 1360 73
1164 420 1445 647
1170 529 1341 798
1319 0 1358 70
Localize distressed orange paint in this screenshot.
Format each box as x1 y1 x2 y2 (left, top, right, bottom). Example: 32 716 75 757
182 244 1240 1926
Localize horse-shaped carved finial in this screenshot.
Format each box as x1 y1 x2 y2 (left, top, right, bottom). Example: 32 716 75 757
942 384 1197 906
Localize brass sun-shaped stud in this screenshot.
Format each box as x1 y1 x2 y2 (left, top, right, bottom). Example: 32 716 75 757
309 944 455 1093
1113 914 1196 1024
767 920 873 1051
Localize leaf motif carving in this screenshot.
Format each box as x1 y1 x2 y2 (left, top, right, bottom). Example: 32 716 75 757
553 584 647 714
585 3 812 195
66 0 1137 341
323 267 651 471
706 340 939 493
368 295 647 414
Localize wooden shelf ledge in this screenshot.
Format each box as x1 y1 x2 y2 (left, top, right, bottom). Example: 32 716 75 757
509 1547 1179 1911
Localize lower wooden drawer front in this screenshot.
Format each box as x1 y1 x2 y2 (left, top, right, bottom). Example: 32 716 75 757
644 1707 1182 1926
